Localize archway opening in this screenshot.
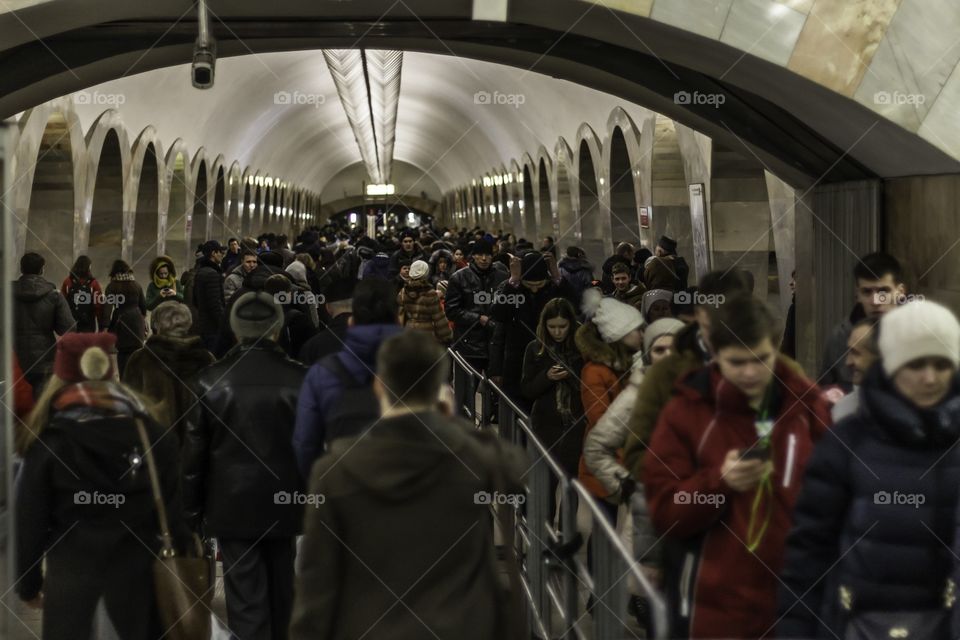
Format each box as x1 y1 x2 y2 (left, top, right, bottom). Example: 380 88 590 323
24 113 76 284
164 152 189 272
537 157 554 241
609 127 641 245
555 159 576 250
189 162 208 251
578 140 605 269
87 129 125 282
522 165 536 241
211 166 226 242
241 182 252 236
651 116 692 279
130 142 160 284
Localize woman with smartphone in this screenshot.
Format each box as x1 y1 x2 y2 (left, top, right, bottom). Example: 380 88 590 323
520 298 585 490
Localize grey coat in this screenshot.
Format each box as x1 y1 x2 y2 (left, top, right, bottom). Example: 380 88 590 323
13 275 75 376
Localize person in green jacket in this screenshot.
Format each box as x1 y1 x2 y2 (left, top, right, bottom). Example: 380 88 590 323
145 255 183 311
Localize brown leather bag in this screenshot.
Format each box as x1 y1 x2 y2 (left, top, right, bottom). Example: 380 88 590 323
135 418 213 640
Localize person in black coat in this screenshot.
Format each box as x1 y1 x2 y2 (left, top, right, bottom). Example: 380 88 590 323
298 276 354 365
490 251 577 406
183 291 307 640
780 300 960 640
192 240 227 352
388 229 425 278
443 239 509 372
558 246 595 310
16 332 185 640
521 298 585 519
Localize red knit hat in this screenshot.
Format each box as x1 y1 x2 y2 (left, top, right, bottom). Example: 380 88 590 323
53 333 117 383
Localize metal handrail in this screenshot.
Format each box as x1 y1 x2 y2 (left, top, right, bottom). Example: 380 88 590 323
448 348 669 639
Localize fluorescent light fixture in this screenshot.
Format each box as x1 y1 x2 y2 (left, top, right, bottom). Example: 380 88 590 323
324 49 402 185
366 183 395 196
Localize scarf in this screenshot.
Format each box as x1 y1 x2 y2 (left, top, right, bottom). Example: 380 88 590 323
153 271 176 289
543 343 579 427
112 272 135 282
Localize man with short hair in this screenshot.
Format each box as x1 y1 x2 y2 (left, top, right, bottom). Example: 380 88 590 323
830 318 879 422
223 250 259 302
292 278 402 477
183 291 307 640
388 229 424 277
13 252 75 394
820 252 905 390
222 237 242 274
192 240 227 352
601 242 635 293
610 262 646 310
290 329 527 640
443 239 509 373
643 295 830 638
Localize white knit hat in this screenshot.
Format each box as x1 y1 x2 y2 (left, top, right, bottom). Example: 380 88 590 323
878 300 960 375
644 317 685 354
582 288 644 343
409 260 430 280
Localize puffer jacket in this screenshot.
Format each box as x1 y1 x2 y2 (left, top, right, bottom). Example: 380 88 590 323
558 256 594 306
643 360 831 639
360 253 391 281
780 365 960 639
398 279 453 344
575 321 632 499
443 261 509 362
13 274 75 375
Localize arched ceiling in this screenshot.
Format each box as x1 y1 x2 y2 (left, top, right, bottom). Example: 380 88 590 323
2 0 959 187
63 50 644 193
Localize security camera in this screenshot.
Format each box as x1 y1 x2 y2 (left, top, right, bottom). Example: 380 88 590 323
191 0 215 89
192 44 215 89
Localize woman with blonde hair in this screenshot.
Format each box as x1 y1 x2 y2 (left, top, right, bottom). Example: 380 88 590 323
15 333 185 639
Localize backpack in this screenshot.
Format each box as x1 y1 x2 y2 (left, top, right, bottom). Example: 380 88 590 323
319 353 380 446
65 277 96 331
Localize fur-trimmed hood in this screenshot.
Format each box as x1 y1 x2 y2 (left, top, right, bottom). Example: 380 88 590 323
149 255 177 278
575 322 633 373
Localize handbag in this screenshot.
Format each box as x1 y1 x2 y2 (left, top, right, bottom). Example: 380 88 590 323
843 609 950 639
135 418 213 640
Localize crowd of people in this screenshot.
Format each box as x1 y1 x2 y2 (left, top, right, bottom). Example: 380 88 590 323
6 221 960 640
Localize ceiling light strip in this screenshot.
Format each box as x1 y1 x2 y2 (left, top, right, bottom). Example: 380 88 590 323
323 49 381 183
365 49 403 184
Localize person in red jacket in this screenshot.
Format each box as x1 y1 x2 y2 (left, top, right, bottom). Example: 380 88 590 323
12 354 35 421
643 294 831 639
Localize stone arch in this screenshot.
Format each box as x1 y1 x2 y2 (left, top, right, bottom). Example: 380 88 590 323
13 98 87 283
189 150 210 250
651 115 693 274
163 139 192 272
602 107 645 247
127 127 165 282
520 152 537 242
573 123 608 269
553 137 577 250
536 146 555 241
83 110 130 281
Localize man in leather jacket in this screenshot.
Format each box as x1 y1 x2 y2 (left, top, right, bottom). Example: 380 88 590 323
443 239 508 374
183 291 307 639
